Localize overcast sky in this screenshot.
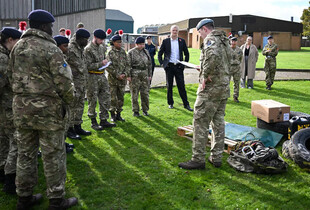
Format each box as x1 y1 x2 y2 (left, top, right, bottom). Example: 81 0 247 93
107 0 308 32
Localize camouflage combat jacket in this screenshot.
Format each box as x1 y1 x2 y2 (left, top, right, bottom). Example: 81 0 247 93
84 41 106 74
262 43 278 60
106 46 130 86
127 47 151 77
231 46 243 66
9 28 75 130
0 44 13 128
198 30 232 100
67 37 86 80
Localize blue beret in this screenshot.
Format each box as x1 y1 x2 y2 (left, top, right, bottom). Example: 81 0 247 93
111 35 121 42
135 36 145 44
0 27 22 39
76 28 90 38
28 9 55 23
196 18 214 30
94 29 106 39
53 35 69 46
267 35 273 40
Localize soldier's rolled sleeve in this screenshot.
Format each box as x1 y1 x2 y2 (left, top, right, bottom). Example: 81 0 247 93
49 48 75 105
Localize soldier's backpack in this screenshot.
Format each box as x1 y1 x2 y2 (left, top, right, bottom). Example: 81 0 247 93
227 140 288 174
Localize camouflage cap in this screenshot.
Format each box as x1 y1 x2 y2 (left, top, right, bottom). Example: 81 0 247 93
196 18 214 30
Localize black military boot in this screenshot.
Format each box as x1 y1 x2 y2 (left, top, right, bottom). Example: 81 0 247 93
116 112 125 121
100 119 116 128
2 173 16 194
110 111 117 122
16 194 43 210
0 169 4 183
67 127 81 140
65 143 74 154
208 156 222 168
90 118 103 131
48 197 78 210
74 124 91 136
178 160 205 170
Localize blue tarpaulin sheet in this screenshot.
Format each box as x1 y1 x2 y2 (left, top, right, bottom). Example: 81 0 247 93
225 123 283 147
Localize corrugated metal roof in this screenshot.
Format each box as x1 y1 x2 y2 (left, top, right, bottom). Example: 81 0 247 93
106 9 133 22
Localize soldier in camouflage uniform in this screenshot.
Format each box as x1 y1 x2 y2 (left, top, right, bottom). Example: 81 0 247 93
230 37 243 103
179 19 232 170
106 35 130 121
127 37 152 117
10 9 77 209
84 29 116 129
54 35 77 152
0 27 21 194
262 36 278 90
67 28 92 136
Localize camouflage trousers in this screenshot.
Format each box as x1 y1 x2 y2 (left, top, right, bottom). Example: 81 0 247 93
15 128 66 199
129 72 150 113
87 73 110 120
264 59 277 87
109 84 126 113
230 65 241 98
0 126 9 170
191 96 227 163
70 78 86 126
0 107 17 174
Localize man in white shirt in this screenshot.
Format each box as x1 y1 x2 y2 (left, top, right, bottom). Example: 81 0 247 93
158 25 192 111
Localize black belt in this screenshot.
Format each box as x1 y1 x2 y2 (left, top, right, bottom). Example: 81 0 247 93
168 62 180 66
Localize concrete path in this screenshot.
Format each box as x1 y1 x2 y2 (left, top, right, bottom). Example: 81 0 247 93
150 67 310 88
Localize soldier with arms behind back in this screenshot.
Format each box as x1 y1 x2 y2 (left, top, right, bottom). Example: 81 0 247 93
10 9 77 209
106 35 130 122
179 19 232 170
230 37 243 102
262 35 278 90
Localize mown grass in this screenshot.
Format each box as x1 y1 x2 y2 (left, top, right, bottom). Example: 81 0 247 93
155 47 310 70
0 81 310 209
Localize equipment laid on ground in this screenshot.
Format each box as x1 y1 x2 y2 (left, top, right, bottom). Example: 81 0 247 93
282 128 310 171
288 116 310 139
257 111 310 140
251 100 290 123
227 140 288 174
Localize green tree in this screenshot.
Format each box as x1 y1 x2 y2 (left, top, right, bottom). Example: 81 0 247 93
301 1 310 37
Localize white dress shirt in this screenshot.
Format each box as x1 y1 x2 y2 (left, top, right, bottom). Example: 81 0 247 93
169 38 179 63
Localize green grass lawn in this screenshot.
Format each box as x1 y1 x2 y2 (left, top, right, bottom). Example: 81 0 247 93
155 47 310 70
1 81 310 209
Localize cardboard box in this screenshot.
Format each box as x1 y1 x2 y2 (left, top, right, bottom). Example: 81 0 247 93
251 100 290 123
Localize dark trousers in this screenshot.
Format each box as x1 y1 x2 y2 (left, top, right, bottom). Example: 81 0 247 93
165 63 189 106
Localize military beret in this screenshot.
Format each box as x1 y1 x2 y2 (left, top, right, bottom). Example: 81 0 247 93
111 35 121 42
231 37 237 41
94 29 106 39
53 35 69 46
267 35 273 40
0 27 22 39
135 36 145 44
76 28 90 38
28 9 55 23
196 18 214 30
77 22 84 28
146 36 152 39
